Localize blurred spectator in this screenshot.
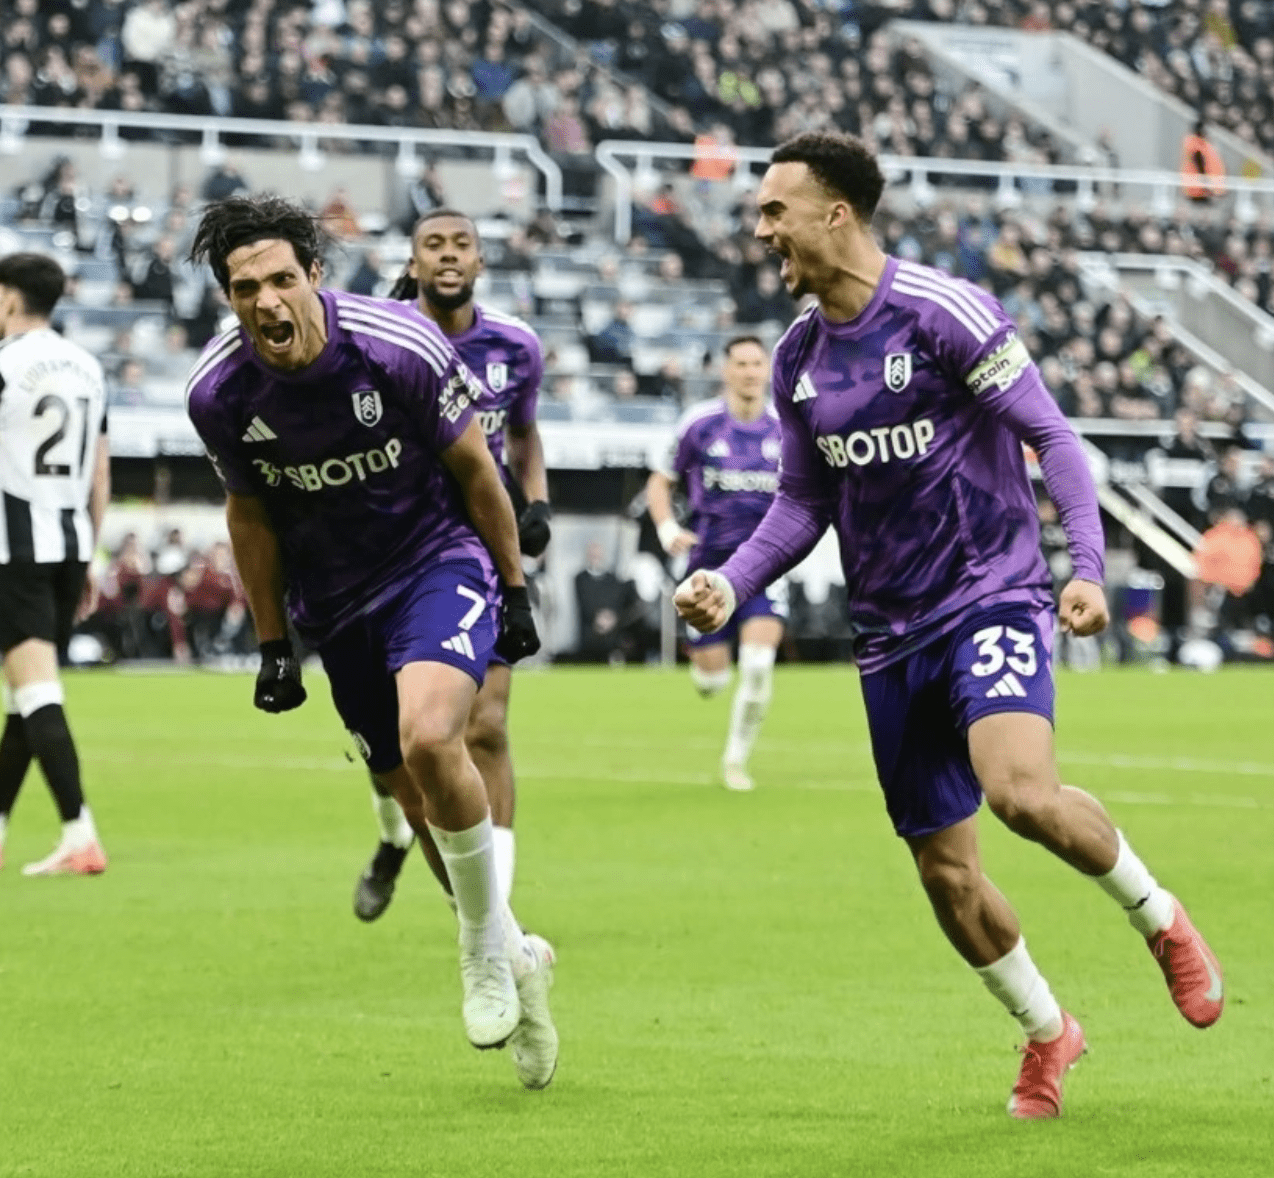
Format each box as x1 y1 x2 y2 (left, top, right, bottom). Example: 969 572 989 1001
586 301 634 367
573 540 638 664
110 358 149 407
1180 117 1227 205
736 265 795 328
1193 507 1264 631
1206 447 1248 522
346 249 383 296
319 188 361 240
130 235 177 308
201 161 249 202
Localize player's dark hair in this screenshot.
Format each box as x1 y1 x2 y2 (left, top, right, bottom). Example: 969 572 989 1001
770 131 885 223
390 208 482 302
190 194 331 292
724 334 765 357
0 251 66 318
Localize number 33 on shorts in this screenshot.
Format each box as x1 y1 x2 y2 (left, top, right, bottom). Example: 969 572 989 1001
962 620 1048 701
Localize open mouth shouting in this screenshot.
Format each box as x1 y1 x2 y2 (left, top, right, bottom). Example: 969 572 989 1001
258 319 295 352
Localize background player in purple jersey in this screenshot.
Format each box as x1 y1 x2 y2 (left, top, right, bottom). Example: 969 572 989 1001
184 195 557 1088
647 336 786 791
676 133 1223 1118
348 210 552 932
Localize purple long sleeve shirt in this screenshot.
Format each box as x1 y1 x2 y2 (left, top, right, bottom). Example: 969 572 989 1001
718 257 1105 674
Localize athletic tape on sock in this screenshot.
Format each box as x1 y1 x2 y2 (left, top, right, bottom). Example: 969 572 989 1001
13 681 64 718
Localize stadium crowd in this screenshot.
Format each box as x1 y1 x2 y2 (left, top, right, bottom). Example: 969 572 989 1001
532 0 1274 160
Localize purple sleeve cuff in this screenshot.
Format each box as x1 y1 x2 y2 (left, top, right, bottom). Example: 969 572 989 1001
996 372 1106 584
717 490 830 602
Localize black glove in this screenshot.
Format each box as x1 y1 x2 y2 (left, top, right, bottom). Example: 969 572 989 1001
255 638 307 713
494 584 540 663
517 500 552 557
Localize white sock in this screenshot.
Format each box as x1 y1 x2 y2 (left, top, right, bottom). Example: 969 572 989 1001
1094 830 1175 936
61 805 96 852
0 812 8 847
723 644 775 767
488 826 531 962
492 825 515 905
974 936 1064 1041
427 815 502 956
371 789 414 850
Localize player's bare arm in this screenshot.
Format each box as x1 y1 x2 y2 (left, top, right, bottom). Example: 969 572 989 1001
224 492 289 643
507 421 548 506
88 434 110 542
646 469 699 555
441 419 525 589
507 420 552 558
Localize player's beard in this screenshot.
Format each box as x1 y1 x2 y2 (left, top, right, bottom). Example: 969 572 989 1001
422 279 475 313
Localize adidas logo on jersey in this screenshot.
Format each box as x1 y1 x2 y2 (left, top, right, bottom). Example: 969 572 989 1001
984 672 1028 699
441 632 476 659
242 416 277 443
707 439 730 457
792 373 818 403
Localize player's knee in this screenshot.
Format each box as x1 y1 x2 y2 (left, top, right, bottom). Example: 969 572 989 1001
465 702 508 759
399 711 466 770
917 855 980 911
986 779 1058 839
689 663 732 697
737 643 776 701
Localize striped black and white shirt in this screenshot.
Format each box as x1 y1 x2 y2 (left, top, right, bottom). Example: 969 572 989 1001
0 327 108 564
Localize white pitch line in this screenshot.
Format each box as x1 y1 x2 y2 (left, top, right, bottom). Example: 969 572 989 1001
88 750 1271 810
1058 751 1274 778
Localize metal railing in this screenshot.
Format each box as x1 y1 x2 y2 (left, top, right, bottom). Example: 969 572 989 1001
0 104 563 211
1079 253 1274 419
595 139 1274 243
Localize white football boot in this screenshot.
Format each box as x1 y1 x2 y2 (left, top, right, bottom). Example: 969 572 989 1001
459 950 520 1049
509 934 559 1089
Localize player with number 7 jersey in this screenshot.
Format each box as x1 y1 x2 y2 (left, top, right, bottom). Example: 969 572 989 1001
184 196 555 1082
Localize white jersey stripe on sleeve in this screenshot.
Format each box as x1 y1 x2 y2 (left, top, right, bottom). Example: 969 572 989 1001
896 264 998 335
892 277 991 344
183 331 241 401
339 319 445 372
338 304 452 371
338 312 450 375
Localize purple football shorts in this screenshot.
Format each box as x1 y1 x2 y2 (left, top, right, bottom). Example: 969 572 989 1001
317 559 499 772
859 602 1055 839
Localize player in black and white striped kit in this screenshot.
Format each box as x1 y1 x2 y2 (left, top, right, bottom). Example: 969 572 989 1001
0 253 111 875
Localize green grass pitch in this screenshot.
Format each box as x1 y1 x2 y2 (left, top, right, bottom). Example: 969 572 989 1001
2 665 1271 1178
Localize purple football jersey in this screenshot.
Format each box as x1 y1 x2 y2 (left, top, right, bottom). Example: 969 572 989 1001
412 302 543 472
186 289 491 641
719 257 1104 673
663 397 782 567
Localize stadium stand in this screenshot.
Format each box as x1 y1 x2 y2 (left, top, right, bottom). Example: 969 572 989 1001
1 0 1271 664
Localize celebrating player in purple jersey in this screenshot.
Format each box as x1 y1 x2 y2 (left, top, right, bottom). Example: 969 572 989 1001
347 209 550 947
676 133 1223 1118
648 336 786 791
184 195 557 1088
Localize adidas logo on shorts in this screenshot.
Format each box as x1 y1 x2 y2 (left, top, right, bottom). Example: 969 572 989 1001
441 632 476 659
985 672 1028 699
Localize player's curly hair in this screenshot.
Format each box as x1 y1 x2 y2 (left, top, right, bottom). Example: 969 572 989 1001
0 252 66 317
190 194 332 293
388 207 481 302
770 131 885 223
